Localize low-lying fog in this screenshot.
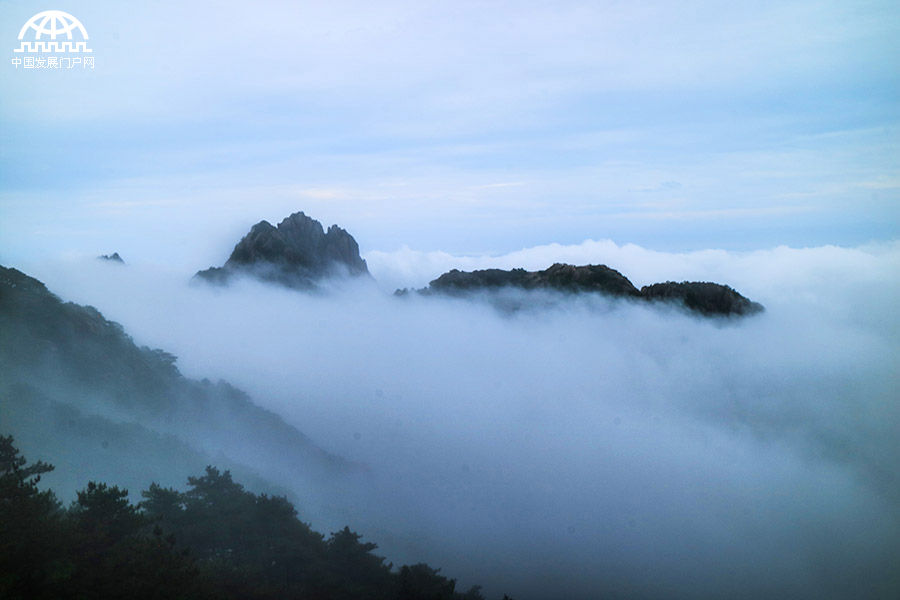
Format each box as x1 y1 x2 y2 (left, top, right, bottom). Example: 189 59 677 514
21 240 900 599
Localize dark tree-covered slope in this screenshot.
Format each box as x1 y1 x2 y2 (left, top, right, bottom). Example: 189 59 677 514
427 263 641 297
640 281 763 316
0 436 494 600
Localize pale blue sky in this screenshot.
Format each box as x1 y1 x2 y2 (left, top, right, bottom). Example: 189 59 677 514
1 0 897 266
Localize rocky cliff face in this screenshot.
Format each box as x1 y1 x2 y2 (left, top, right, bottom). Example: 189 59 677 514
407 263 763 317
196 211 369 289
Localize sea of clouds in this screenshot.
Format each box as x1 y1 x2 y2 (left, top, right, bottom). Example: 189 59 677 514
19 239 900 600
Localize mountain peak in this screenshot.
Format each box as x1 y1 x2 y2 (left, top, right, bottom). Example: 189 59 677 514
196 211 369 289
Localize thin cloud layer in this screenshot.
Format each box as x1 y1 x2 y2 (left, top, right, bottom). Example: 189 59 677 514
21 240 900 599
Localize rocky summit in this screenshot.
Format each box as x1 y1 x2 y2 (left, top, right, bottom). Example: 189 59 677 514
195 211 369 289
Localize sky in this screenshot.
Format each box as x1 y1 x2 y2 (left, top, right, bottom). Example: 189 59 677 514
1 0 898 267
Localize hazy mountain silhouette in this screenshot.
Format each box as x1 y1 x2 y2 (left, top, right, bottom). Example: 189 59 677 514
98 252 124 263
0 264 352 500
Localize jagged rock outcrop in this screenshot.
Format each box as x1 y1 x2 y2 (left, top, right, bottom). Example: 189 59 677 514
98 252 124 263
195 211 369 289
404 263 763 317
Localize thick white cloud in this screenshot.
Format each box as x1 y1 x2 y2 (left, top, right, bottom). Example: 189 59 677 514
22 239 900 599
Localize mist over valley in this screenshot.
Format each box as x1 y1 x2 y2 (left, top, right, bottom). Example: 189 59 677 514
4 213 897 599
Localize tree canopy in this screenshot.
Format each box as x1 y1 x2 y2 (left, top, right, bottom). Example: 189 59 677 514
0 435 498 600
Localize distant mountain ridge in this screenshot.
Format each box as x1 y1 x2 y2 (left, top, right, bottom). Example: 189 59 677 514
405 263 763 316
196 211 369 289
425 263 642 297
